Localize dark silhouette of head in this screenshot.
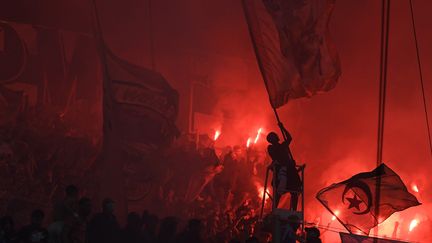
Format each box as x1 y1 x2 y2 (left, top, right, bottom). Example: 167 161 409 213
306 227 321 240
102 198 115 214
266 132 280 144
31 209 45 226
65 185 79 199
286 215 301 232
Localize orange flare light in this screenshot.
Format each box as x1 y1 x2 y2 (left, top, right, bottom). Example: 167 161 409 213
254 128 263 144
246 138 252 148
332 210 340 221
214 130 221 141
257 186 270 200
412 184 419 193
409 219 418 232
255 181 270 200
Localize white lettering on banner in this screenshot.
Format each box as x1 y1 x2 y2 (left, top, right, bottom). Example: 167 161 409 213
112 82 175 118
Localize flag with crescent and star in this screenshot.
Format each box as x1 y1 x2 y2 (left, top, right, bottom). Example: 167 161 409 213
316 163 420 235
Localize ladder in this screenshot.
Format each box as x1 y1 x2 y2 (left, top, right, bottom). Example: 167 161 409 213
260 163 306 243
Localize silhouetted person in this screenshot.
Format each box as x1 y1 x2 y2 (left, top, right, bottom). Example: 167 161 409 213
63 197 92 243
305 227 321 243
142 212 158 243
221 146 250 210
53 185 79 222
87 198 120 243
141 210 150 224
49 185 79 243
0 216 15 243
121 212 144 243
266 124 302 210
156 217 177 243
213 148 237 209
176 219 203 243
15 209 48 243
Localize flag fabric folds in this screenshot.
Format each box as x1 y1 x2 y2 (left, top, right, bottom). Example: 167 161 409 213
340 232 410 243
98 46 179 218
242 0 341 108
103 47 179 151
0 0 92 33
316 164 420 235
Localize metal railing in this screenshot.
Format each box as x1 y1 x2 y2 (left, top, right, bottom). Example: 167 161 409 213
260 163 306 242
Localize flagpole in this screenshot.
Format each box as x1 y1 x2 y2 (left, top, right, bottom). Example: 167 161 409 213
242 1 301 242
320 200 353 234
90 0 127 223
241 0 290 142
374 0 390 240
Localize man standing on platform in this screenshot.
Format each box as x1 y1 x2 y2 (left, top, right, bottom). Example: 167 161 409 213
266 124 302 211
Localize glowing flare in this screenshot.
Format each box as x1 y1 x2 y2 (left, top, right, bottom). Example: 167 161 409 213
257 186 270 200
332 210 340 221
412 184 419 193
253 128 263 144
214 130 221 141
409 219 418 232
246 138 252 148
255 181 270 200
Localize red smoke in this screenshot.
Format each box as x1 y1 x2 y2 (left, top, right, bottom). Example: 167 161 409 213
96 0 432 241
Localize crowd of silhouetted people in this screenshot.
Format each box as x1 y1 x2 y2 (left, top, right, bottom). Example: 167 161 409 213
0 184 322 243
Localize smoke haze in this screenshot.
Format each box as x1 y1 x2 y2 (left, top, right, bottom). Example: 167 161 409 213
94 0 432 241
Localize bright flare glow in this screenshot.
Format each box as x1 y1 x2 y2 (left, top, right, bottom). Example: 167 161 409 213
257 186 270 200
246 138 252 148
332 210 340 221
254 181 270 200
214 130 221 141
253 128 263 144
412 184 419 193
409 219 419 232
